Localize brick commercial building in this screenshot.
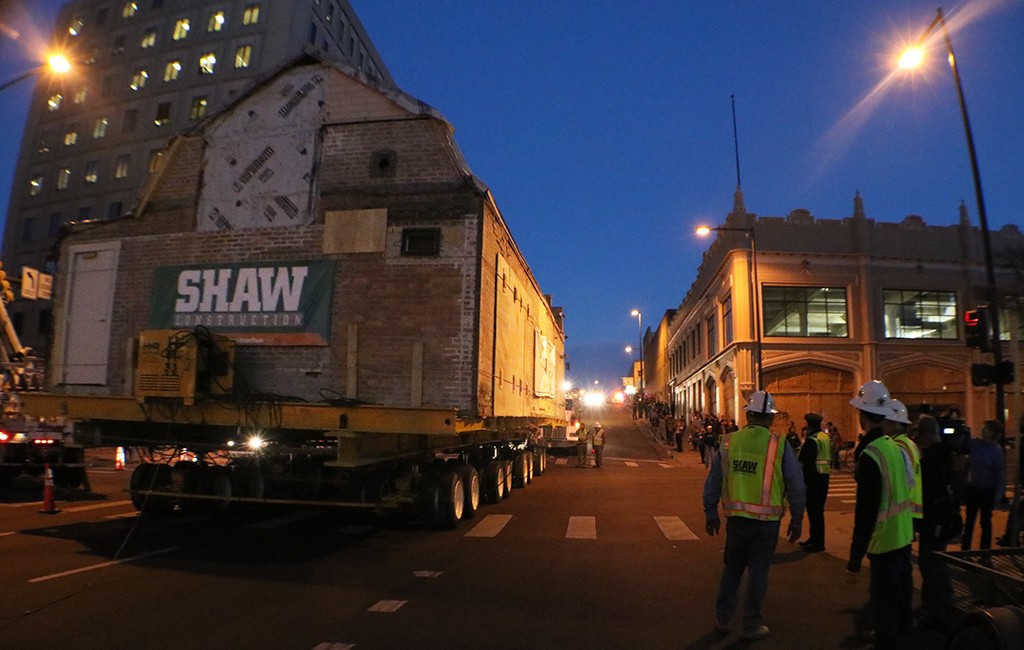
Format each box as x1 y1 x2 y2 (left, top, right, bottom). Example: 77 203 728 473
645 190 1023 438
45 54 565 420
3 0 393 353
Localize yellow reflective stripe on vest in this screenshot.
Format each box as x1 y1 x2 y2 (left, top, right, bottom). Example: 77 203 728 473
894 434 923 518
761 431 780 505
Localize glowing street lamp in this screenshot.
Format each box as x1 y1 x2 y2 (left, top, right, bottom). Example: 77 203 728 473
897 8 1006 424
630 309 644 394
695 224 762 390
0 52 74 94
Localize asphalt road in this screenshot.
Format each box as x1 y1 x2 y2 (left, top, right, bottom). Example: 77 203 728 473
0 405 948 649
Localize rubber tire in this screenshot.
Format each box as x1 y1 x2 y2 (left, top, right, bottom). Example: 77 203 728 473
208 468 233 512
533 447 546 476
483 460 505 504
233 459 265 500
458 465 480 519
130 463 173 514
503 459 514 495
435 472 464 529
511 454 527 488
525 453 534 484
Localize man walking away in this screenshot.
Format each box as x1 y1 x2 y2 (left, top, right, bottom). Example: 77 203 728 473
915 415 958 631
703 390 806 642
845 380 914 650
798 412 831 552
962 420 1005 550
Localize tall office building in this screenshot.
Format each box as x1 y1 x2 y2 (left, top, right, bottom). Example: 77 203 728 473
2 0 393 352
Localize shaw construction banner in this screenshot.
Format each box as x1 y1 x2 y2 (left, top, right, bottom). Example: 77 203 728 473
149 260 334 346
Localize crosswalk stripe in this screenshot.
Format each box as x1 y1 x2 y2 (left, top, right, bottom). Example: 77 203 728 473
555 458 568 465
624 461 639 468
659 463 672 468
842 499 857 504
368 600 406 613
654 516 699 540
465 514 513 538
566 516 597 539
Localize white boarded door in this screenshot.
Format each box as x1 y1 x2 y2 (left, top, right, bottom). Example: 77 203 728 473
61 243 119 385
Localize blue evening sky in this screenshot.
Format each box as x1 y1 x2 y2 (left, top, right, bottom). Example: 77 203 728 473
2 1 1022 390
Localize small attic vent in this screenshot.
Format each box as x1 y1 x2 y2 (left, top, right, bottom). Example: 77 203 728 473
370 150 397 178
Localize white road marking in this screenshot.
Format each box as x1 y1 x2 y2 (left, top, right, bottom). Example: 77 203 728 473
465 514 513 538
28 547 179 583
624 461 639 468
841 500 858 504
0 501 44 508
368 600 406 613
103 512 140 520
659 463 673 468
312 643 355 650
63 500 133 513
1 531 17 537
413 571 443 578
555 458 568 465
246 510 324 530
566 516 597 539
654 516 699 540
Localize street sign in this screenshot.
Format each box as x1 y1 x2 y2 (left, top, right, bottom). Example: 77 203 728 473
21 266 38 300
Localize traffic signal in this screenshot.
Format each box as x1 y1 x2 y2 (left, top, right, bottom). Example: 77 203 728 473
971 361 1016 386
964 307 992 351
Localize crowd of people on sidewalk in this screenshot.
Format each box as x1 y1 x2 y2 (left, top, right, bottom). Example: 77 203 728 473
699 378 1018 648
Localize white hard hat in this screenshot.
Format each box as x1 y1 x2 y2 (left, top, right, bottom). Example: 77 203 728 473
850 380 892 416
885 399 911 425
744 390 778 414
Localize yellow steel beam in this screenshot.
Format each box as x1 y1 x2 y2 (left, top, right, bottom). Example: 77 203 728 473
21 393 459 435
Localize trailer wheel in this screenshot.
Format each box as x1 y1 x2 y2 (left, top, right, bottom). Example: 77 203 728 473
948 606 1024 650
482 461 505 504
458 465 480 519
130 463 173 514
208 468 234 512
525 453 534 484
533 447 546 476
435 472 464 529
503 459 515 495
511 454 528 488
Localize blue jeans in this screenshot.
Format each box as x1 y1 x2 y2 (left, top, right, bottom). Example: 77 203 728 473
715 516 781 631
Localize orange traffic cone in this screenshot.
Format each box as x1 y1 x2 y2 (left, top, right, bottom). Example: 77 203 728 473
39 463 60 514
115 447 126 470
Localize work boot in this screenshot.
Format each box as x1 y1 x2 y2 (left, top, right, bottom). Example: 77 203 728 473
741 625 770 641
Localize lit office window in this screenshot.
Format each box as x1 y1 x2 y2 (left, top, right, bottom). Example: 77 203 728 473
73 88 88 104
234 45 252 68
57 168 71 189
148 149 164 173
141 28 157 48
208 10 225 31
763 286 849 337
68 17 84 36
164 59 182 81
173 18 191 40
115 154 130 178
48 93 63 110
29 175 44 196
190 96 208 120
198 52 217 74
63 127 79 146
84 160 99 184
154 102 171 126
130 68 148 90
242 4 260 25
883 289 958 339
122 2 138 18
93 116 109 138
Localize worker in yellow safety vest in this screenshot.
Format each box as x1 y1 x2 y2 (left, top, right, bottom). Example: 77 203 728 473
591 423 606 469
884 399 923 523
703 390 806 642
575 422 590 468
797 412 831 552
846 380 915 650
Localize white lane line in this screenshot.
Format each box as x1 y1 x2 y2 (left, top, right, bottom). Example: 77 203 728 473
659 463 673 468
465 514 513 538
63 500 133 513
413 571 443 578
312 643 355 650
555 458 568 465
368 600 406 613
624 461 639 468
1 531 17 538
654 516 699 541
566 516 597 539
841 499 858 504
28 547 179 583
0 501 44 508
103 512 139 520
246 510 324 530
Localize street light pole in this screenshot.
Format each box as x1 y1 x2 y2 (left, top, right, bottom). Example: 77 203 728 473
630 310 644 395
901 8 1005 424
696 225 762 390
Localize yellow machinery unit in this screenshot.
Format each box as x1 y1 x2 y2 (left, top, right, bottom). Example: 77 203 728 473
135 329 235 404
